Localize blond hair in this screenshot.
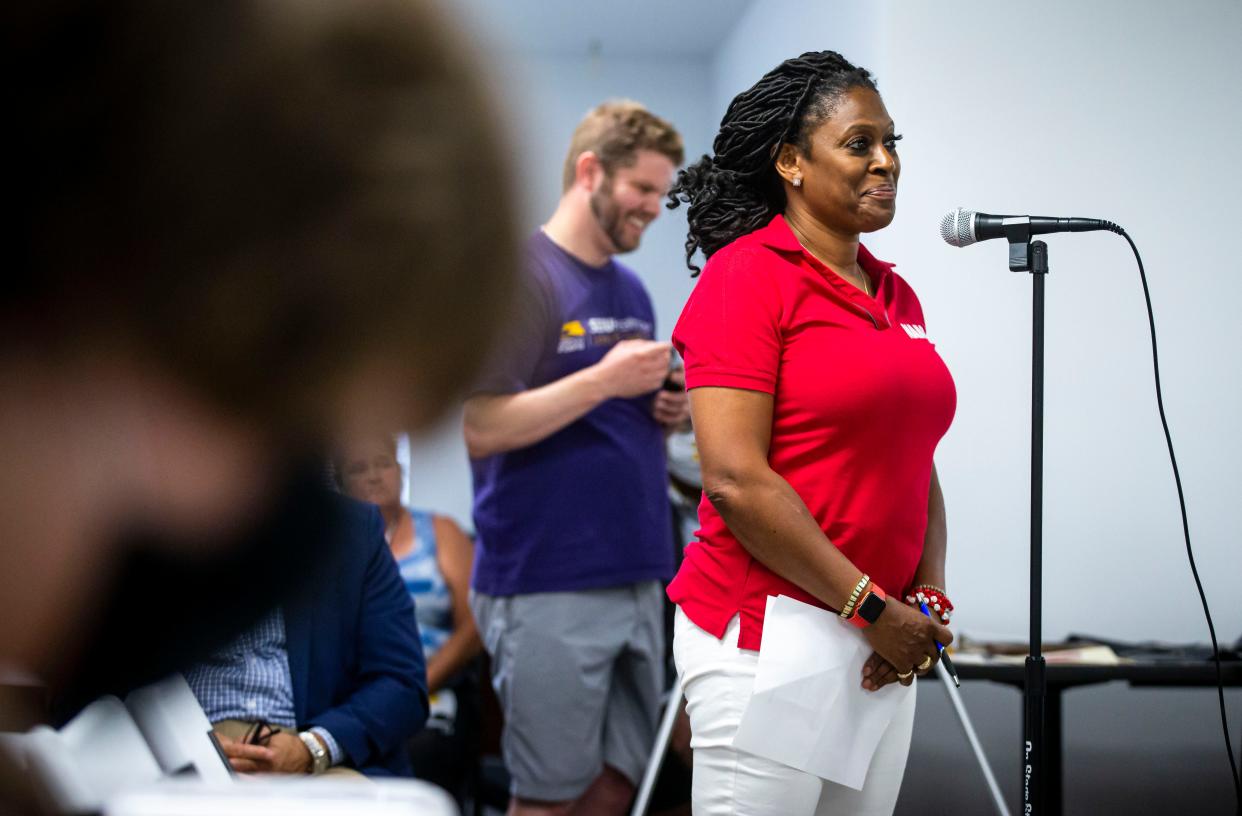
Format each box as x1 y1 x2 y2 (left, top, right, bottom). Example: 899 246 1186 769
561 100 684 192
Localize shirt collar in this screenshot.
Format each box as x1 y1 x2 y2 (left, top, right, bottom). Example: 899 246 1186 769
754 214 896 329
754 214 896 281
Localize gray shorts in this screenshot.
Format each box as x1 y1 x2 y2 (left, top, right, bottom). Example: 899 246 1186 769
470 581 666 802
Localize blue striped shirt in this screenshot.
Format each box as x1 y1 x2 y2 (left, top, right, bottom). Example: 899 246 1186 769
183 608 343 766
399 508 452 660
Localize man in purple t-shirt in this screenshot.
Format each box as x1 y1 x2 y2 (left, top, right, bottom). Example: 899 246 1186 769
464 100 687 816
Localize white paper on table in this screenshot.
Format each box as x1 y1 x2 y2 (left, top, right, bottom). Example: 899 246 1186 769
732 594 912 790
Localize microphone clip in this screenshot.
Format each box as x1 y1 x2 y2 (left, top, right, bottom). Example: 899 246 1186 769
1001 217 1047 274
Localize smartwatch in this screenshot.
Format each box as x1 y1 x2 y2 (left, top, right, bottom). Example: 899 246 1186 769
849 583 887 628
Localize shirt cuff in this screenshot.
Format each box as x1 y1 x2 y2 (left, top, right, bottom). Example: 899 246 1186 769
308 725 343 766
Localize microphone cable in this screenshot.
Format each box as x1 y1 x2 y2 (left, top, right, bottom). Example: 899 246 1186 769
1117 226 1239 809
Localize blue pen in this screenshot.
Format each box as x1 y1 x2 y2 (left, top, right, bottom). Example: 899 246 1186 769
919 600 960 688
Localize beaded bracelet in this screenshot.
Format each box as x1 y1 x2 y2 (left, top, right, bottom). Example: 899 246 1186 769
905 584 954 623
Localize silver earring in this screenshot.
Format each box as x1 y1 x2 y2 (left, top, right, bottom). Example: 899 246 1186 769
792 177 802 187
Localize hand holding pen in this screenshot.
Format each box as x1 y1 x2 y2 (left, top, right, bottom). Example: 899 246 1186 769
918 599 960 687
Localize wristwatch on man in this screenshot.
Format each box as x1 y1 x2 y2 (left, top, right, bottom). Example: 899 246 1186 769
849 583 887 628
298 730 330 775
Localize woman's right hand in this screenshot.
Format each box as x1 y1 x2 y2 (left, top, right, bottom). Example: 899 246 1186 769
860 598 952 678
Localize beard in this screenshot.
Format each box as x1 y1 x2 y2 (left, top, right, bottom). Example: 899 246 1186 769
589 177 642 254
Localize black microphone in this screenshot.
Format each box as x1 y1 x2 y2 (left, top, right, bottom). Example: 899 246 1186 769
940 207 1121 247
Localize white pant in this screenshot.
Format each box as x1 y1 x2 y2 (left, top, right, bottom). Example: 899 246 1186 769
672 607 915 816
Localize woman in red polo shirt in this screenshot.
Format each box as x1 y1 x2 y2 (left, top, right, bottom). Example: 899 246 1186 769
666 51 956 814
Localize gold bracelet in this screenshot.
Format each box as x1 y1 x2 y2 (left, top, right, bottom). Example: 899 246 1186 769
839 573 870 619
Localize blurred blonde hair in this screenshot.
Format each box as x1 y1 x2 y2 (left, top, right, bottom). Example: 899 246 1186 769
561 99 684 192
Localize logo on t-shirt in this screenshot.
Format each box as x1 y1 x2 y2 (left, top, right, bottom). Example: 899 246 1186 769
558 321 588 353
588 316 652 345
557 316 653 353
901 323 929 341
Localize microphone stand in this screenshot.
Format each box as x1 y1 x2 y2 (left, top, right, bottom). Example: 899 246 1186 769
1005 227 1050 815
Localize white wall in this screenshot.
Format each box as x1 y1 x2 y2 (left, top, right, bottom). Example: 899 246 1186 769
711 0 881 119
875 0 1242 643
708 0 1242 643
403 49 716 529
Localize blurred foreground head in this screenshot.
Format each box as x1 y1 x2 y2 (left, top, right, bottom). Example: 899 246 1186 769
4 0 516 685
14 0 516 437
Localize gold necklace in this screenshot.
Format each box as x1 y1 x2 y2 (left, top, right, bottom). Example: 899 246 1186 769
851 264 872 297
787 220 872 297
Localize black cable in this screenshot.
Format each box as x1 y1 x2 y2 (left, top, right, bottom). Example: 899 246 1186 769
1117 227 1240 809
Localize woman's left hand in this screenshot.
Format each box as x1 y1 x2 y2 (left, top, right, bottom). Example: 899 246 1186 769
861 651 911 691
861 609 951 691
861 641 944 691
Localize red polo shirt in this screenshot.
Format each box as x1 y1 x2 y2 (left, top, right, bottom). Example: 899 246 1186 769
669 215 956 651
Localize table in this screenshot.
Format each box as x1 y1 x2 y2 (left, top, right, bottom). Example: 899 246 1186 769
940 657 1242 815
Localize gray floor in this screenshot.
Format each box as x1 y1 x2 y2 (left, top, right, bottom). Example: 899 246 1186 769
475 677 1240 815
896 678 1241 815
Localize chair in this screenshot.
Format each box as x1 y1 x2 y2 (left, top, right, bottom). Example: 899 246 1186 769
3 673 231 814
17 695 163 813
124 674 231 781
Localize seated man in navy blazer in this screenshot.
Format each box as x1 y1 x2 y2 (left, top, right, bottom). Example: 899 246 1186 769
184 496 428 777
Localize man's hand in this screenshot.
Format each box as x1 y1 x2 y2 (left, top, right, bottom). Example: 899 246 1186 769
652 368 690 429
593 340 672 399
216 730 313 775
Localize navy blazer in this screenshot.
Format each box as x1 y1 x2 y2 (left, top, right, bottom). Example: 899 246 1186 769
285 497 428 776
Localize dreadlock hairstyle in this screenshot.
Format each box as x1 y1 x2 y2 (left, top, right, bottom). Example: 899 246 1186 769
667 51 877 274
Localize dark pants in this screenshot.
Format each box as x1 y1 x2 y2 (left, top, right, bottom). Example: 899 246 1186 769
407 669 481 804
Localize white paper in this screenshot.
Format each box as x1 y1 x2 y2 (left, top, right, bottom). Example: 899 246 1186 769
732 594 912 789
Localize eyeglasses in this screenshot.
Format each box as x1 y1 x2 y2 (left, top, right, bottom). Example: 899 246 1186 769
242 719 279 747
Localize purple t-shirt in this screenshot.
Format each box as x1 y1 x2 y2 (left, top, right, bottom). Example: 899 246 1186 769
469 231 675 595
